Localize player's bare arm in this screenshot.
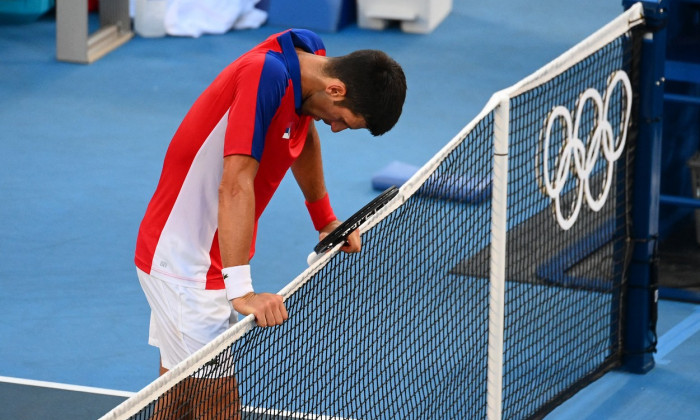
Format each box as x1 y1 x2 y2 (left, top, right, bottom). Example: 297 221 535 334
219 154 288 327
218 154 257 267
291 121 329 203
292 122 360 253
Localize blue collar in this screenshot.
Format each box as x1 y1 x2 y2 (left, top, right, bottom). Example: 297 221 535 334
278 31 304 113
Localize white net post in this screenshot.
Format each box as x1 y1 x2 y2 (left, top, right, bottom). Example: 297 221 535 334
487 93 509 420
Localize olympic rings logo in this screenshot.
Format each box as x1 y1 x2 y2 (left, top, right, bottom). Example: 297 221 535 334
538 70 632 230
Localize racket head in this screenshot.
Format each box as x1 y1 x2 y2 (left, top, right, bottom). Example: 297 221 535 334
313 186 399 254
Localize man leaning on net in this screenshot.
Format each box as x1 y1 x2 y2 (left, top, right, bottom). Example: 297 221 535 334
133 28 406 418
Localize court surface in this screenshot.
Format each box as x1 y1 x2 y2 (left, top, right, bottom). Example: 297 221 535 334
0 1 698 419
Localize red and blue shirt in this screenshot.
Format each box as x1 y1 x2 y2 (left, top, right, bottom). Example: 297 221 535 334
135 29 326 290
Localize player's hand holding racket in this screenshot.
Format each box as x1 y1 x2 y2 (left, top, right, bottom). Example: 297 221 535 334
307 186 399 265
319 219 361 253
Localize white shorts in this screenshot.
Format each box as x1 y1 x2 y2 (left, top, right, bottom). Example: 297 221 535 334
137 268 239 371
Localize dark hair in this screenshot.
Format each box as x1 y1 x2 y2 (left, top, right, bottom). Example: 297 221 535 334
325 50 407 136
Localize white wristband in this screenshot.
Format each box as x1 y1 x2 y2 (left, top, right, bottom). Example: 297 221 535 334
222 265 254 300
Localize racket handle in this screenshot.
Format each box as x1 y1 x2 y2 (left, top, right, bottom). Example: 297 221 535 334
307 251 320 266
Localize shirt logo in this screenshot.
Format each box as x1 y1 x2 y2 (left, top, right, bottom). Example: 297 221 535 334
282 127 291 140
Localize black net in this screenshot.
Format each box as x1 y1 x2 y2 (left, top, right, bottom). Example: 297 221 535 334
125 113 495 420
108 17 644 420
499 29 640 419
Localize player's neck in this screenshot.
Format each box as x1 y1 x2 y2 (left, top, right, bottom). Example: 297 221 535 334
297 50 329 100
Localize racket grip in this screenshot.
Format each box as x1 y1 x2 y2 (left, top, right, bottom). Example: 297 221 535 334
307 251 320 266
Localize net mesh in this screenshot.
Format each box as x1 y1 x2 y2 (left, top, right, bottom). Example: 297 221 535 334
104 8 645 420
132 112 496 420
499 30 640 419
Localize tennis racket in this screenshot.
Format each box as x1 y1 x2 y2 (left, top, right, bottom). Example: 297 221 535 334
307 186 399 265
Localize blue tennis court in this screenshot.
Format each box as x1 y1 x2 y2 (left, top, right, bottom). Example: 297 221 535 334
1 1 698 419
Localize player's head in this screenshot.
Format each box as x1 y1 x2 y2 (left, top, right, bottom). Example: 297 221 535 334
325 50 407 136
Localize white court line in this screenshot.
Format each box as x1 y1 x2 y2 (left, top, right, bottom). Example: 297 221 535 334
1 375 354 419
656 305 700 364
546 304 700 419
243 406 356 420
0 375 136 399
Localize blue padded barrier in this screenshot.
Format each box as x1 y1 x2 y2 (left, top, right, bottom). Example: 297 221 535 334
371 160 491 203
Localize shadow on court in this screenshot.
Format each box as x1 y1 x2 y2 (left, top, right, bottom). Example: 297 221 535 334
0 379 347 420
659 217 700 302
0 380 128 420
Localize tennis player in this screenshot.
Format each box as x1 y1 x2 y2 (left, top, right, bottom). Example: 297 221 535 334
134 28 406 417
